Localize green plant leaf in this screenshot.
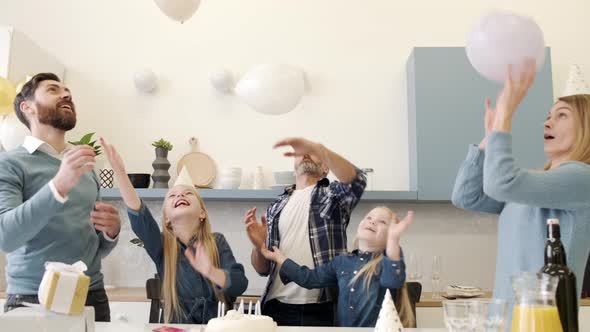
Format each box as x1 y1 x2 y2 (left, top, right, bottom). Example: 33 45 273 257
152 138 173 151
70 132 102 156
80 132 95 144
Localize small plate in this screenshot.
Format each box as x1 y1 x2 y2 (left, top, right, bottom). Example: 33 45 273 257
442 292 485 300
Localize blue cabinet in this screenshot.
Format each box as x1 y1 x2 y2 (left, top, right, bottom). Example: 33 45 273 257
407 47 554 200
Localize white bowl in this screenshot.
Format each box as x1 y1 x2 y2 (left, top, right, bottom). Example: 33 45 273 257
220 167 242 175
219 177 241 189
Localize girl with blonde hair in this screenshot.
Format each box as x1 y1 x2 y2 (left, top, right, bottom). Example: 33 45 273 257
100 138 248 323
260 206 416 328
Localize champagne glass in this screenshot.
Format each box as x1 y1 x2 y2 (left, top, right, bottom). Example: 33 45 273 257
432 255 442 299
407 254 423 282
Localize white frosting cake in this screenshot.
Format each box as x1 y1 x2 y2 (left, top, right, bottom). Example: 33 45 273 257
206 309 277 332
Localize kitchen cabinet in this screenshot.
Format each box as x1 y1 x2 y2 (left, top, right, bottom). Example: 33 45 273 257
109 301 151 325
407 47 554 200
0 26 65 83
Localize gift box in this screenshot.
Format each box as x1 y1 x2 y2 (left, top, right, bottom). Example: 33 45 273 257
0 306 95 332
38 261 91 315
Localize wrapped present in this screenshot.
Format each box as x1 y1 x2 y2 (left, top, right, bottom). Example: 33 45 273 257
38 261 90 315
0 306 95 332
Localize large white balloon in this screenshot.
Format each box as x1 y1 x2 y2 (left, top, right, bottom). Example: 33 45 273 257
466 11 546 83
235 64 305 115
154 0 201 23
134 69 158 94
209 68 234 94
0 112 30 151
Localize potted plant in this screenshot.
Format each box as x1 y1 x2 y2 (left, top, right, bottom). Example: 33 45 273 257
152 138 173 151
151 138 173 188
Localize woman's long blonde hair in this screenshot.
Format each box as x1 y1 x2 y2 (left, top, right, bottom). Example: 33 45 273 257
349 206 416 328
161 187 228 323
545 94 590 169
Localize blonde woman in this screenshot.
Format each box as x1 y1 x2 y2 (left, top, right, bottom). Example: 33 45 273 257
100 138 248 323
260 207 415 328
452 60 590 323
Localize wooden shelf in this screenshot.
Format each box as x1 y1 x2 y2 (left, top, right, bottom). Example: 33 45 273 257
100 188 419 202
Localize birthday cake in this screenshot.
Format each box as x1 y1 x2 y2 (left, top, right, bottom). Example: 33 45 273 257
206 309 277 332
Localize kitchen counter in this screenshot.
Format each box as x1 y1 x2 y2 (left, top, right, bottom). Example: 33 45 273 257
4 287 590 307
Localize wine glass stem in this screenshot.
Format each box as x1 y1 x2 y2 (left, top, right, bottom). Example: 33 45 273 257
432 279 440 299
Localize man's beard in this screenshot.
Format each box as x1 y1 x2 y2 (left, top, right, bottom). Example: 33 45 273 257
296 160 323 177
36 101 76 131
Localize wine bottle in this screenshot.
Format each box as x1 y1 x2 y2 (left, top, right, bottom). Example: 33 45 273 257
540 218 578 332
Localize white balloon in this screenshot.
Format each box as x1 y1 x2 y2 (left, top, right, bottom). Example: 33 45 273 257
0 112 30 151
466 11 546 83
134 68 158 94
235 64 305 115
154 0 201 23
209 68 234 94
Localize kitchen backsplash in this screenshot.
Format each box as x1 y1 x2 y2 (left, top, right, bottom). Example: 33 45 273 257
0 200 499 295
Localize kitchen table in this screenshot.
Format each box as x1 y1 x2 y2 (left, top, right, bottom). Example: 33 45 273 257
95 322 447 332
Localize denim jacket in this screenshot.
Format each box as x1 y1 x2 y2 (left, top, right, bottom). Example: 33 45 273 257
128 202 248 323
279 249 405 327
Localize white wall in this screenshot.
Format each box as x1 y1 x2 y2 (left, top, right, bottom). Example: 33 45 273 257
1 0 589 190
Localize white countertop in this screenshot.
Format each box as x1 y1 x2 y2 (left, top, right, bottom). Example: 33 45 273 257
96 322 447 332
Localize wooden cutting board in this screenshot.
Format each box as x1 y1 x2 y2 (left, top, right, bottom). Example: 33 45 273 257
176 137 216 188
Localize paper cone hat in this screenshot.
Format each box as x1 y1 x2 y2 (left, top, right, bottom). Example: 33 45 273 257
561 64 590 97
374 289 404 332
174 166 195 187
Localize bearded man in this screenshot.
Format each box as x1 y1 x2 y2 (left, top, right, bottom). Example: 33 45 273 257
243 137 367 326
0 73 121 321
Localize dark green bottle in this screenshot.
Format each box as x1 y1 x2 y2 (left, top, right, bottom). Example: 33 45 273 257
540 218 578 332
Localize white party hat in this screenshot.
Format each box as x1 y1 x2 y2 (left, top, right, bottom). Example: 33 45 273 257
174 166 195 187
561 64 590 98
374 289 404 332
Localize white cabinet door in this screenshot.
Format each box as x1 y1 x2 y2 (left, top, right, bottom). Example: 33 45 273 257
0 26 65 83
416 307 444 328
0 27 11 79
580 307 590 331
109 301 151 325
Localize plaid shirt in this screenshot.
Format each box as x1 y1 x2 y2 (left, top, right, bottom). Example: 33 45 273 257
260 168 367 304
